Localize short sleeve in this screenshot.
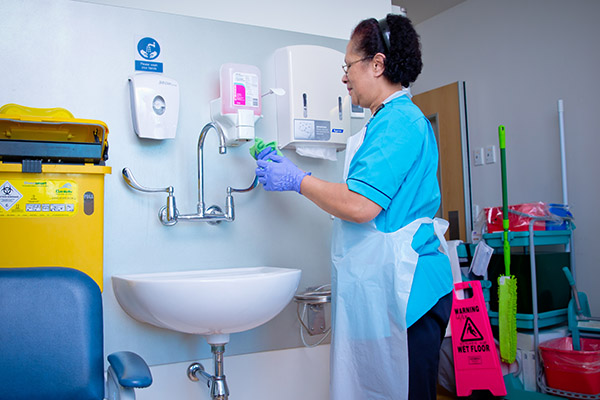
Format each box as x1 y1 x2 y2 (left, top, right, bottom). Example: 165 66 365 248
346 114 425 210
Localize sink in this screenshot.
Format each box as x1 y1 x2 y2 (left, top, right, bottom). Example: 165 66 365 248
112 266 301 344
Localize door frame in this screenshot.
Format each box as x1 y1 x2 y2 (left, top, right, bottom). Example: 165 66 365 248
457 82 473 241
414 81 473 242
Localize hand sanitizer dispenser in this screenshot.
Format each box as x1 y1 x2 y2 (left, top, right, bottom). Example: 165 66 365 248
274 45 350 156
128 73 180 139
210 63 262 146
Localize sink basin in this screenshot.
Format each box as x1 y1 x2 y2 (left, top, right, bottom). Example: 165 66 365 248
112 266 301 344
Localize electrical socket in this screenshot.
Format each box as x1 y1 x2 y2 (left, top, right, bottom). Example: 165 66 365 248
485 145 496 164
473 147 484 166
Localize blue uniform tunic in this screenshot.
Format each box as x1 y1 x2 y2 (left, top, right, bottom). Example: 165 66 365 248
346 94 453 327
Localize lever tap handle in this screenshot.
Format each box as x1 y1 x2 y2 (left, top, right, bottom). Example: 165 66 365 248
227 176 259 194
122 167 173 194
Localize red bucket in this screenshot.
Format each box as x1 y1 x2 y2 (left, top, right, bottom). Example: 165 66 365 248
539 337 600 395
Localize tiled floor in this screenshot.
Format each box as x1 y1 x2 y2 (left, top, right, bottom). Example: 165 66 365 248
437 385 459 399
437 385 504 399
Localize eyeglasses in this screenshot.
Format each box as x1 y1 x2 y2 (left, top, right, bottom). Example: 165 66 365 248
342 56 372 74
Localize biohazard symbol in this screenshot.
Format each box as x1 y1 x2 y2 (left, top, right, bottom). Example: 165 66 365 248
460 316 484 342
0 181 22 211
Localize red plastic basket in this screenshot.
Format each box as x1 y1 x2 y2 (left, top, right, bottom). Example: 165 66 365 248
539 337 600 395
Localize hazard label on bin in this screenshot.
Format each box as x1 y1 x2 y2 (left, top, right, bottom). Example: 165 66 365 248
0 179 77 217
0 181 23 211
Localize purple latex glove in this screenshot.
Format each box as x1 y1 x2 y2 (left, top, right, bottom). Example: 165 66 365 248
256 147 277 161
255 152 309 193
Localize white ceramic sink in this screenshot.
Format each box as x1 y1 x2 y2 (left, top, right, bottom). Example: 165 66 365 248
112 266 301 344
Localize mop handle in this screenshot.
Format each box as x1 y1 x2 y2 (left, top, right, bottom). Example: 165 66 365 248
562 266 583 314
499 125 511 275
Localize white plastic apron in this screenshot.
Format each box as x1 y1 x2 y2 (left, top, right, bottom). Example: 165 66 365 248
330 119 449 400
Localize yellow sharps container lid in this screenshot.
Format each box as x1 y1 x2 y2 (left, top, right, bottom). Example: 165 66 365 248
0 103 109 164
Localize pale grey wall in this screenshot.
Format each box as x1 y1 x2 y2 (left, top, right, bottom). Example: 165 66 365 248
413 0 600 312
74 0 393 40
0 0 364 365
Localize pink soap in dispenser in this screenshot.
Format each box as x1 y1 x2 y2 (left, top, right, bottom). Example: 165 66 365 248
221 63 261 115
211 63 262 146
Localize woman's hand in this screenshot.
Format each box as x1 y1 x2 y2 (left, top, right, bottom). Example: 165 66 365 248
255 148 309 193
255 148 381 223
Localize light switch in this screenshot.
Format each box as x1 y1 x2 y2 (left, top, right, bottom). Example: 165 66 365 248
485 145 496 164
473 147 484 166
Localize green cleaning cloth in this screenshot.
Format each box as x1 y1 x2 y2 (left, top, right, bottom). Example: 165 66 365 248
249 138 282 160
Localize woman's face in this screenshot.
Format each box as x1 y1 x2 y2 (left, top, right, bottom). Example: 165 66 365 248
342 38 372 109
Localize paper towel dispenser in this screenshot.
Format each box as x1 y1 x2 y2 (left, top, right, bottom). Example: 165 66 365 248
274 45 350 154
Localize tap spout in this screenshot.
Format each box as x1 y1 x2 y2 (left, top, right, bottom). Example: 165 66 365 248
197 122 227 216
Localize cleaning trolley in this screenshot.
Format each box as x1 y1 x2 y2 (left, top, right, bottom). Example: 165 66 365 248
481 101 600 398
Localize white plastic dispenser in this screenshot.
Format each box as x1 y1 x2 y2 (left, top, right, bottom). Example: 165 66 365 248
128 73 180 139
210 63 262 147
274 45 350 158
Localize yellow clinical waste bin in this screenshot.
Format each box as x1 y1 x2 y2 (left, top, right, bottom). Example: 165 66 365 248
0 104 111 290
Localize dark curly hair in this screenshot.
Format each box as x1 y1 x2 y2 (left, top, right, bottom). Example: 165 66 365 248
351 14 423 87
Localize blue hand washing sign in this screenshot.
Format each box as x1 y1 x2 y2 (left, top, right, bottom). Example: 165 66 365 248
137 37 160 60
135 37 163 72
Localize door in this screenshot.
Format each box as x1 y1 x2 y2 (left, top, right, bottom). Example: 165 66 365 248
412 81 471 242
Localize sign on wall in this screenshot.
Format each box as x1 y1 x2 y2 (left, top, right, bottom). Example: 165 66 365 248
135 36 163 72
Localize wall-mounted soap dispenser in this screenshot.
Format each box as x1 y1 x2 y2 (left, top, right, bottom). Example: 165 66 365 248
274 45 350 154
210 63 262 147
128 73 180 139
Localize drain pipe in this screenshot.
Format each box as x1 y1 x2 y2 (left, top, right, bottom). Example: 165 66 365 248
294 285 332 348
188 345 230 399
558 99 568 207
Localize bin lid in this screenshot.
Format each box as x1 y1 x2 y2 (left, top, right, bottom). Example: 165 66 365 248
0 104 109 164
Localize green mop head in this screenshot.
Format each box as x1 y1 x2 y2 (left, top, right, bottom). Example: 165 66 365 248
249 138 282 160
498 274 517 363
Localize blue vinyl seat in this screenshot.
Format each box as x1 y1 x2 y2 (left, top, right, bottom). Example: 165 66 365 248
0 267 152 400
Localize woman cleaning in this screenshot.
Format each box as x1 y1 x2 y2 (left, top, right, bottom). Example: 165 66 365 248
255 14 453 400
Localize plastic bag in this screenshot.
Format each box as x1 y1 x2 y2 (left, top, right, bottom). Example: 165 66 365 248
469 241 493 276
484 202 548 233
546 203 574 230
